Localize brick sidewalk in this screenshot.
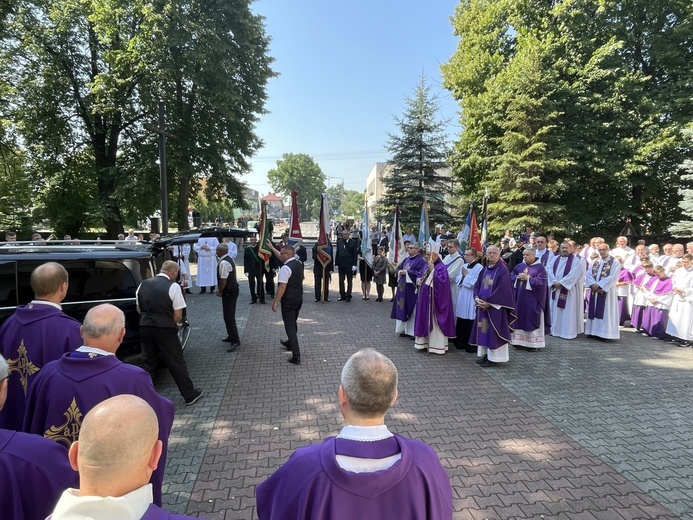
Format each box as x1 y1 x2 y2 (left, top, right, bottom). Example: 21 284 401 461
152 258 692 519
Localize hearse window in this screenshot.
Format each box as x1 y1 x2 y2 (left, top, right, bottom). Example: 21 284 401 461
0 261 16 308
15 260 138 305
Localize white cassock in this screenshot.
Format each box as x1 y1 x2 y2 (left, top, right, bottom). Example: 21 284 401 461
455 263 483 320
443 251 464 315
611 246 634 266
535 249 554 268
665 266 693 341
585 256 622 339
194 237 219 287
174 244 191 282
547 254 585 340
226 240 238 260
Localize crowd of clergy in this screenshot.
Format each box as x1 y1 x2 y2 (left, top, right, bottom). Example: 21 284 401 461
389 228 693 367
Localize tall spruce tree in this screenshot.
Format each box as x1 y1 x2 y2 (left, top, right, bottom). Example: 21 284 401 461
380 75 451 228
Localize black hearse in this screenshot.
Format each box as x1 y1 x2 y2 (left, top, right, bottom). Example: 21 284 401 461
0 228 254 364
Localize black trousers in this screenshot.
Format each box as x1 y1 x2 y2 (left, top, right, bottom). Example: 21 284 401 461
314 271 331 300
222 287 240 342
338 269 353 298
265 270 275 297
455 317 475 352
140 326 196 401
281 297 302 358
247 271 264 302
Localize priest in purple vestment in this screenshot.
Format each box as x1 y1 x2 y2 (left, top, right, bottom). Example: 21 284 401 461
22 304 175 507
48 395 201 520
391 243 428 338
414 245 456 354
470 246 516 367
0 354 79 520
0 262 82 431
510 248 551 351
256 349 452 520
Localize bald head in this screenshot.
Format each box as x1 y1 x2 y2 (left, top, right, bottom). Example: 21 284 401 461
160 260 179 278
31 262 69 300
71 395 161 496
81 304 125 352
341 349 398 418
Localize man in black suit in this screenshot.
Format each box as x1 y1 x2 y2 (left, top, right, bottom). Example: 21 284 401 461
335 230 357 302
243 236 265 304
217 243 240 352
312 241 333 302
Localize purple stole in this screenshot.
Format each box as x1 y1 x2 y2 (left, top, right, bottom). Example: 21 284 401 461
651 277 673 296
588 257 614 319
539 250 550 266
618 269 634 284
552 254 574 309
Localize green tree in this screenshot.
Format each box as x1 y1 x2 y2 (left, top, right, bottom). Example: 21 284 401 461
341 190 364 218
267 153 326 220
3 0 273 236
442 0 693 240
670 127 693 238
149 0 275 230
380 75 451 228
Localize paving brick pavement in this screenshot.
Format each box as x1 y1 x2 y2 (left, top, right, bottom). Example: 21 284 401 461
151 256 693 519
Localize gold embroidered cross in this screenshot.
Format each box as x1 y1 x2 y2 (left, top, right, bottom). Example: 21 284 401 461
477 317 490 333
8 340 40 395
482 274 494 290
44 398 83 448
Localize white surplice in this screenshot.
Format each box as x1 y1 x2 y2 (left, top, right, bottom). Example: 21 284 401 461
547 255 585 340
443 251 464 315
665 266 693 341
455 263 483 320
194 237 219 287
585 256 622 339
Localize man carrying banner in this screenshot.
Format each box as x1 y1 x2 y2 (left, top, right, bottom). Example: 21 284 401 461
470 246 516 367
314 193 333 302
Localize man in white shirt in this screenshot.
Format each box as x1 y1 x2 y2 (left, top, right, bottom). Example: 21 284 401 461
48 394 197 520
611 236 634 264
533 236 553 267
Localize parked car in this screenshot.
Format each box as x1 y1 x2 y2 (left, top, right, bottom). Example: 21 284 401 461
0 228 254 365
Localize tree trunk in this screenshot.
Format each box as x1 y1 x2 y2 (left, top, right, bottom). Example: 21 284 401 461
92 123 124 239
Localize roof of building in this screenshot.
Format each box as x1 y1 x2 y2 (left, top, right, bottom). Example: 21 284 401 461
262 193 283 202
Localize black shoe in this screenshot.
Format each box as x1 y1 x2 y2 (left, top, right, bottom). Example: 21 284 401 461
185 389 204 406
222 337 233 343
280 339 291 350
389 298 394 302
480 360 497 367
314 298 320 302
185 289 192 294
338 297 346 301
226 342 240 353
199 288 206 294
288 357 301 365
250 300 257 304
346 296 352 302
475 355 488 365
325 299 331 302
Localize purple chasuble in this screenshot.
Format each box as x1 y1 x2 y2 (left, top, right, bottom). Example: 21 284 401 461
414 259 456 338
140 504 204 519
390 254 428 322
511 261 551 333
256 434 452 520
0 304 82 431
0 428 78 520
469 262 516 350
22 352 175 506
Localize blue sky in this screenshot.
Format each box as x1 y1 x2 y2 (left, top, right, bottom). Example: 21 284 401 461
247 0 461 196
